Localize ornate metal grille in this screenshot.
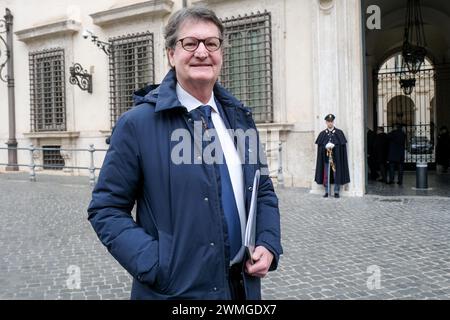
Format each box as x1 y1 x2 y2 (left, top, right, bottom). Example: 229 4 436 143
221 11 273 123
42 146 65 170
109 32 154 127
376 60 436 165
29 48 66 132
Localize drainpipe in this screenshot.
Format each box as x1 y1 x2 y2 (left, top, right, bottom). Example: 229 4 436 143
4 9 17 171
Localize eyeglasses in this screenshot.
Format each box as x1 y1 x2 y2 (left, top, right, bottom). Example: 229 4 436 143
177 37 223 52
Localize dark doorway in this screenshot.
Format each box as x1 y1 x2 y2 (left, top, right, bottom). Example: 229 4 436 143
362 0 450 196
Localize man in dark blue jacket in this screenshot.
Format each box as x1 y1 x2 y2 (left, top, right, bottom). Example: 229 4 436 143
387 124 406 185
87 6 282 300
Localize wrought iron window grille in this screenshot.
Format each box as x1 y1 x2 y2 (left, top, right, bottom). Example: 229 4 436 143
42 145 65 170
221 11 273 123
29 48 66 132
109 32 154 127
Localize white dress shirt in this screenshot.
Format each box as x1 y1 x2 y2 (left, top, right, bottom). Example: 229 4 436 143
176 83 246 264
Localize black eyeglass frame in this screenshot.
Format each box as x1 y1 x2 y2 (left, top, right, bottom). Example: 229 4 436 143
176 37 224 52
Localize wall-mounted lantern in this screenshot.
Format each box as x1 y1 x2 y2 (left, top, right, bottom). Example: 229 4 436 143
399 78 416 96
69 63 92 93
401 0 427 75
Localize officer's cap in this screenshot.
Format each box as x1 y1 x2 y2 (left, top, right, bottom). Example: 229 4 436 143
324 114 335 121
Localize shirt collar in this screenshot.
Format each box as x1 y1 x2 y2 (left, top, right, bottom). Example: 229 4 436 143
176 82 219 113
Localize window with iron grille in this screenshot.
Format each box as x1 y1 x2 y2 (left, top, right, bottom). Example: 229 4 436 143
42 146 65 170
109 32 155 127
29 48 66 132
221 12 273 123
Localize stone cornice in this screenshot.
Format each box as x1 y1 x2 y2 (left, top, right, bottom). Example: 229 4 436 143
23 131 80 139
15 20 81 43
90 0 174 27
191 0 234 3
256 123 294 132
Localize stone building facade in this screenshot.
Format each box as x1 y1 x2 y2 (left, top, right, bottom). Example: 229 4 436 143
1 0 449 195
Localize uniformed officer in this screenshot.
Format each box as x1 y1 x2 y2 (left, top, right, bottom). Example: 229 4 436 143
314 114 350 198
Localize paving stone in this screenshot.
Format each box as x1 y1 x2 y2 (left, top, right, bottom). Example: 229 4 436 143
1 173 450 300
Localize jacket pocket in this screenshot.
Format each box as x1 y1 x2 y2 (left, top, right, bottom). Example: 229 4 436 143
154 231 173 293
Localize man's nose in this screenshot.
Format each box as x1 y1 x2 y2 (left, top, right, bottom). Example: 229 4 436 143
193 42 208 58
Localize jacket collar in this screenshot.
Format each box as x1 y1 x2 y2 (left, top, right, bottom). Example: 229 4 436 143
176 82 219 113
154 69 184 112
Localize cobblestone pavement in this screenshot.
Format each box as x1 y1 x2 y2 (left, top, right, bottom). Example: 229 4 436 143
1 172 449 300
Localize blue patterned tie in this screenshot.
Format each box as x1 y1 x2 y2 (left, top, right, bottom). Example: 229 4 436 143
198 105 242 259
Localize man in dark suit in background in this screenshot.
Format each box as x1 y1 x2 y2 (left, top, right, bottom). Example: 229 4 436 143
367 128 378 181
387 124 406 185
374 126 389 183
436 125 450 173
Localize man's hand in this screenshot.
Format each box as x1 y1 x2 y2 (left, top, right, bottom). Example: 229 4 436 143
245 246 274 278
325 142 335 150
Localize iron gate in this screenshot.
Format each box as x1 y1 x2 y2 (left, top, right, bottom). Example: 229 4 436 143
376 63 435 165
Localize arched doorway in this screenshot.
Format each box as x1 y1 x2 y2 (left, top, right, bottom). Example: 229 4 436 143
386 95 415 128
362 0 450 195
375 54 435 167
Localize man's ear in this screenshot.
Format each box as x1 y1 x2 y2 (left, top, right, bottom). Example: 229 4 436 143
167 48 175 68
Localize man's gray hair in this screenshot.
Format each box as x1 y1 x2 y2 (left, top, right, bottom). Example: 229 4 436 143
164 6 224 49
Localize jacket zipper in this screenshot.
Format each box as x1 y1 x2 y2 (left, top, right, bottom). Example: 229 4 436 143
200 113 230 297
